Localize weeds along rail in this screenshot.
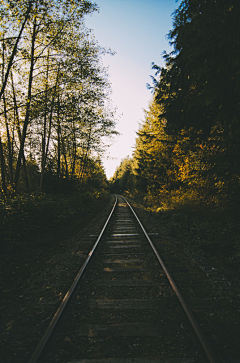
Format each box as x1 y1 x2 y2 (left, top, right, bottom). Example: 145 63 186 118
28 195 219 363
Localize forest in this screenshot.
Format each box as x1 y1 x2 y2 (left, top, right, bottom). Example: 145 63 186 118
110 0 240 267
0 0 117 194
0 0 240 266
1 2 239 361
0 0 118 248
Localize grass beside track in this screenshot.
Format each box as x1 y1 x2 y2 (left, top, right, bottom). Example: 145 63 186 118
125 192 240 271
0 190 110 253
0 189 112 299
0 190 114 363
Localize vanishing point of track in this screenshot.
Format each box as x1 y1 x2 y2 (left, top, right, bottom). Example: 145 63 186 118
28 195 219 363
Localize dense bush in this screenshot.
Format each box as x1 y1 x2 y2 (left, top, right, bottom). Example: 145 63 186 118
0 189 109 251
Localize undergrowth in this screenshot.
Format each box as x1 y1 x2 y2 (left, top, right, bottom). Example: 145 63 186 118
0 189 110 253
125 189 240 269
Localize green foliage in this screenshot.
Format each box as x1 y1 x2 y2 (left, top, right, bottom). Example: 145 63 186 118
79 157 108 190
153 0 240 179
0 0 117 193
116 0 240 267
128 0 239 211
110 156 136 194
133 96 240 211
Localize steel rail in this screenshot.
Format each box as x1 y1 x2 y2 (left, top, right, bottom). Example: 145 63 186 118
122 195 219 363
28 196 118 363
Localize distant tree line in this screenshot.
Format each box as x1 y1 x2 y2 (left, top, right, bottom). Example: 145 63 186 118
0 0 117 195
111 0 240 209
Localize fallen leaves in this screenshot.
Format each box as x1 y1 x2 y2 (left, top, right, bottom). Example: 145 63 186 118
6 321 14 331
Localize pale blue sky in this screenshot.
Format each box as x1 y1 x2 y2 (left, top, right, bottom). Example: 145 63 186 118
85 0 178 178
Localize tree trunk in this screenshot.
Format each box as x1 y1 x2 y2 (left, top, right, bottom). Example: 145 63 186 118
3 93 13 184
71 124 77 178
39 50 50 191
11 71 29 191
57 94 61 179
61 138 69 180
0 136 6 193
79 125 92 183
14 16 37 190
0 1 33 101
2 35 13 185
63 150 69 180
39 64 60 190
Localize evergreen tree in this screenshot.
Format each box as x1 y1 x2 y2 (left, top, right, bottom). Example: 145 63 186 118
152 0 240 197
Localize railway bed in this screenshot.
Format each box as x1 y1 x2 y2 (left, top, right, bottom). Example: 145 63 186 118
27 195 223 363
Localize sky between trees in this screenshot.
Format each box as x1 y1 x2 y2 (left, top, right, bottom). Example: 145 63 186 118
85 0 178 179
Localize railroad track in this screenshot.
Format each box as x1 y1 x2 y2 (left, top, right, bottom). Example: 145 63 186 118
29 195 219 363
